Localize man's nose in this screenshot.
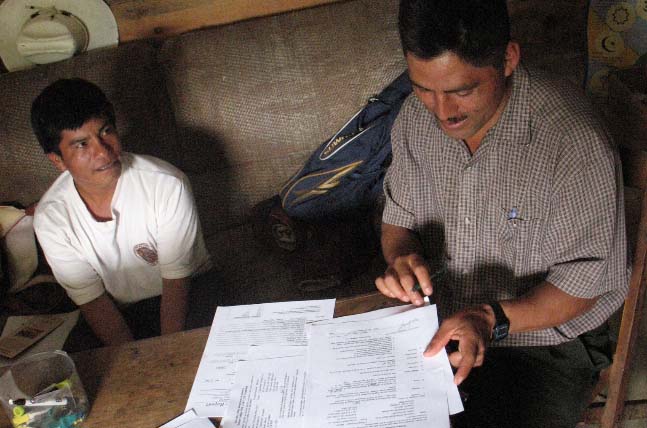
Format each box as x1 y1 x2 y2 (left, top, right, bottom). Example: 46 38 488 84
92 136 114 157
433 94 456 121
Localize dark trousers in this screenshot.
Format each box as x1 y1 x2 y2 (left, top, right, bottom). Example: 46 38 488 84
450 329 611 428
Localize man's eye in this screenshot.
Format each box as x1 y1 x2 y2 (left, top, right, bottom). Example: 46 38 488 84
455 90 473 97
100 126 113 136
75 141 87 148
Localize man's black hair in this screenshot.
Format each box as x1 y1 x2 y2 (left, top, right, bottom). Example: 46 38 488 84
398 0 511 69
31 78 116 155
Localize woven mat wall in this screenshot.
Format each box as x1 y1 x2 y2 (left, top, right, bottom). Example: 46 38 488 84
158 0 405 234
0 42 177 206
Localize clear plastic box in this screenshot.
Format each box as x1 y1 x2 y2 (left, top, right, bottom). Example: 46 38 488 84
0 351 89 428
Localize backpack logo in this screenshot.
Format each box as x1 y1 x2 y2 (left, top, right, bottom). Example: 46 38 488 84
283 160 363 207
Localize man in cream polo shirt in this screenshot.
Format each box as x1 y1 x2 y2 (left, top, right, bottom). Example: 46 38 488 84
32 78 214 346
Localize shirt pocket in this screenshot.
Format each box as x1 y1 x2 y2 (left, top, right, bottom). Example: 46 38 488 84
497 206 544 276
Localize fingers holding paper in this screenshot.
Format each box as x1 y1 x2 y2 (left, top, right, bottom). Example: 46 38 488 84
423 306 493 385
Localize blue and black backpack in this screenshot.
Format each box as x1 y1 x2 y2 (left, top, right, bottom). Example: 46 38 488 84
279 71 412 221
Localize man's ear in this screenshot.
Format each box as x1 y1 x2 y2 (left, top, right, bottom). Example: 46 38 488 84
503 42 521 78
47 152 67 172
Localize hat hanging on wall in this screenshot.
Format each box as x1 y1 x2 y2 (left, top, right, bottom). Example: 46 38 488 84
0 0 118 72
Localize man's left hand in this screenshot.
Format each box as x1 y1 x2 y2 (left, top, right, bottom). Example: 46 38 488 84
423 305 494 385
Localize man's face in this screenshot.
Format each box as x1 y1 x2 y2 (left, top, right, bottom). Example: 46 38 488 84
47 117 122 193
406 43 518 147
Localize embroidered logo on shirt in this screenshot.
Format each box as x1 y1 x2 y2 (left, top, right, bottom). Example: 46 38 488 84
134 243 158 266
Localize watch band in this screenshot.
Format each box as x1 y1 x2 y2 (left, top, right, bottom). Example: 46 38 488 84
488 300 510 341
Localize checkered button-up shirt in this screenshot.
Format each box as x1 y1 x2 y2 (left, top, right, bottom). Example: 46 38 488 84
383 65 629 346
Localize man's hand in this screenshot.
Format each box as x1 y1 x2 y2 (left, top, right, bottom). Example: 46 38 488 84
376 223 433 306
376 253 432 306
422 283 599 385
424 305 495 385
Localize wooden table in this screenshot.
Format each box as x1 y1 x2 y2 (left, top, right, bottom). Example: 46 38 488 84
0 293 397 428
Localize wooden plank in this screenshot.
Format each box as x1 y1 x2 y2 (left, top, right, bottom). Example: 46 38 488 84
598 185 647 427
583 399 647 423
106 0 349 43
333 291 405 318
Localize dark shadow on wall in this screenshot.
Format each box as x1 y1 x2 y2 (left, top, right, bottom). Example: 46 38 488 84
170 126 236 239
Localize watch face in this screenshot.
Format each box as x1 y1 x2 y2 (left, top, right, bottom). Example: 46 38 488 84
492 323 509 341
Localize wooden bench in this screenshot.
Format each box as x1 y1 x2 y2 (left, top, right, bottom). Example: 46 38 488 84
580 67 647 427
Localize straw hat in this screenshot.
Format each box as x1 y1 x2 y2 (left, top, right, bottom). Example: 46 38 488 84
0 0 118 72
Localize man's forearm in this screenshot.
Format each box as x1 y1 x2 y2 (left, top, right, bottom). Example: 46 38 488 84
160 277 191 335
381 223 425 264
497 281 598 334
80 293 134 346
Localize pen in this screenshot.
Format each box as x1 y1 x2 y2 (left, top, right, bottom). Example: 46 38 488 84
411 266 447 294
9 397 68 407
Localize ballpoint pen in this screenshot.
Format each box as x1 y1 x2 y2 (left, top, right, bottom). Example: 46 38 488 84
9 397 68 406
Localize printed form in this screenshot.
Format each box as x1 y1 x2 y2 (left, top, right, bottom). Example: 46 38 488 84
185 299 336 417
221 346 308 428
310 303 462 414
221 304 460 428
306 305 452 428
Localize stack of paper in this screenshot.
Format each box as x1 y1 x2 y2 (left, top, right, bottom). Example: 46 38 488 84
185 299 462 428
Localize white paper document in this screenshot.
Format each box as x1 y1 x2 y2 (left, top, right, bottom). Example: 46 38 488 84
221 346 308 428
159 409 197 427
159 409 215 428
185 299 336 417
221 305 459 428
309 301 462 415
305 305 452 428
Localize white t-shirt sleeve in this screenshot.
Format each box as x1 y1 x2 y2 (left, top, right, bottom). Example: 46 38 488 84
34 207 105 306
155 174 210 279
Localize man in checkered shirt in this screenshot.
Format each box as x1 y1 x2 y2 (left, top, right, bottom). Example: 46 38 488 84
375 1 629 426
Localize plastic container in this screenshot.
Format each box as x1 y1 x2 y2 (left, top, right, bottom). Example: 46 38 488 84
0 351 89 428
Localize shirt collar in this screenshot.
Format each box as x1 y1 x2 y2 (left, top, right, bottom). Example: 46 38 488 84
487 63 532 147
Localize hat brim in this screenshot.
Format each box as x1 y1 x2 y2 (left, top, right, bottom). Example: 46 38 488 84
0 0 118 72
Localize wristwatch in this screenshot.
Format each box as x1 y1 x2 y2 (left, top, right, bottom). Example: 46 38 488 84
488 301 510 341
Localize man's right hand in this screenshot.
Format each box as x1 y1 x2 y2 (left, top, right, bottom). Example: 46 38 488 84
376 223 433 306
375 252 432 306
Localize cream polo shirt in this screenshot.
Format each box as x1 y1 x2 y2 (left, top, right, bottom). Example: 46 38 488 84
34 153 212 306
